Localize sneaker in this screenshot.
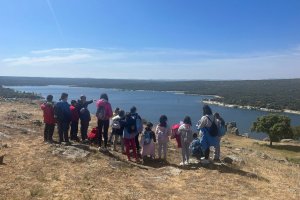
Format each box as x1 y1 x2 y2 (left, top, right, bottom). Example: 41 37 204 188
201 159 210 164
184 161 189 165
179 162 185 166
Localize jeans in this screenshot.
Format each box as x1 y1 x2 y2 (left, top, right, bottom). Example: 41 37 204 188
98 120 109 147
181 141 190 163
124 138 137 160
57 121 70 143
158 142 168 159
44 123 55 142
80 120 89 140
70 121 78 140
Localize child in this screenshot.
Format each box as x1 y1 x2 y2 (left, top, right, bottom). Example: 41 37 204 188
77 95 93 141
140 122 156 159
178 116 193 165
40 95 55 143
108 107 120 144
155 115 171 160
70 100 80 141
112 110 125 152
123 113 139 162
189 133 203 160
213 113 226 161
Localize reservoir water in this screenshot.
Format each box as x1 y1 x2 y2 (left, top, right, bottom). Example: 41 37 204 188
7 85 300 140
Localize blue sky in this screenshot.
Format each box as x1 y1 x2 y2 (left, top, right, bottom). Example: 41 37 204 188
0 0 300 80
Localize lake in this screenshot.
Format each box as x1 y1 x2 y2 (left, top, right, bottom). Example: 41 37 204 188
7 85 300 140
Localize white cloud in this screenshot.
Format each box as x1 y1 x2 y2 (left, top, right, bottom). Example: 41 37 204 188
0 47 300 80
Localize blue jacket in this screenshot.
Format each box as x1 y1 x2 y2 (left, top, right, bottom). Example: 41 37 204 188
55 101 71 123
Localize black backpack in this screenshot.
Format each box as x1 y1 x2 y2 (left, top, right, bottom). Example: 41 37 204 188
206 116 218 137
126 115 137 134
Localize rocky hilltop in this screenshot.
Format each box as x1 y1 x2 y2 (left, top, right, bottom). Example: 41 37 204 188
0 99 299 200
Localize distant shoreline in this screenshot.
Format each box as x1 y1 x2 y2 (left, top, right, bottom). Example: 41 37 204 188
202 100 300 115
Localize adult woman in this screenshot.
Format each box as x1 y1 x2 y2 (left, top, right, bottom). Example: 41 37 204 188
96 93 113 150
196 105 219 164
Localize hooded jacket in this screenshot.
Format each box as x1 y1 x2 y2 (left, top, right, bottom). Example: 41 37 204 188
41 102 56 124
96 99 113 120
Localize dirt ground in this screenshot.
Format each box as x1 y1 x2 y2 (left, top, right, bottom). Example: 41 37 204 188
0 100 299 200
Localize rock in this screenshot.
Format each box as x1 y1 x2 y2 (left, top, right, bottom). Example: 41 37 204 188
162 166 182 176
260 153 271 160
52 145 90 161
280 139 294 143
32 120 43 127
0 132 11 139
0 143 8 148
231 127 240 135
223 155 245 166
263 137 270 142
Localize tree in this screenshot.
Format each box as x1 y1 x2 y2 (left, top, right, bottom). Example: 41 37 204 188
292 126 300 140
251 114 292 146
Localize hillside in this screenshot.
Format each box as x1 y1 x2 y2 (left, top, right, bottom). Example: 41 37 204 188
0 99 299 200
1 76 300 111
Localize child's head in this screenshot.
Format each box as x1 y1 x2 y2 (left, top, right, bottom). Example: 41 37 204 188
71 100 77 106
193 132 198 139
60 93 68 101
183 116 192 126
214 112 220 119
130 106 137 114
80 95 86 102
100 93 109 101
159 115 168 127
146 122 153 130
46 95 53 102
114 107 120 114
119 110 125 118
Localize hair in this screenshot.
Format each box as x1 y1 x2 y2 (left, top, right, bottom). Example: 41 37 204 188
183 116 192 125
193 132 198 139
60 93 68 101
146 122 153 128
80 95 86 100
100 93 109 101
214 112 225 126
46 95 53 102
203 104 213 116
71 100 77 105
159 115 168 127
119 110 125 117
130 106 137 114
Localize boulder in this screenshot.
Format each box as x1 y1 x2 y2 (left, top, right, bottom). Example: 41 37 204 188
263 137 270 142
52 145 90 161
223 155 245 166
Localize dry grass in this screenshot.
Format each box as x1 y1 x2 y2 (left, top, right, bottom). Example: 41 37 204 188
0 100 299 200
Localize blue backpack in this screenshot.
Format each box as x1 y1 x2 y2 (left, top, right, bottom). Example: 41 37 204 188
143 131 152 145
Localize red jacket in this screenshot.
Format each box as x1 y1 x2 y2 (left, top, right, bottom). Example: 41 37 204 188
40 102 56 124
70 105 79 122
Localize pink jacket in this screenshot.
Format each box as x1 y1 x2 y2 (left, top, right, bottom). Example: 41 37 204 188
155 125 171 143
96 99 113 120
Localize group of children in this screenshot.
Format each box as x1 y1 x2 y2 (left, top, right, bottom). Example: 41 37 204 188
41 92 226 165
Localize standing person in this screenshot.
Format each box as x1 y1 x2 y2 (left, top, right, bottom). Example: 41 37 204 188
155 115 171 161
70 100 80 142
54 93 71 144
140 122 156 160
77 95 93 141
108 107 120 144
178 116 193 166
213 113 226 161
96 93 113 151
129 106 143 154
112 110 125 152
123 113 139 162
40 95 56 143
196 105 219 164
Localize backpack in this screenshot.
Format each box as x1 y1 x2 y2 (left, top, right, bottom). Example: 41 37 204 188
136 117 143 133
111 119 121 129
88 127 98 140
126 115 137 134
143 131 152 145
96 105 106 120
157 129 166 142
206 116 218 137
54 103 63 121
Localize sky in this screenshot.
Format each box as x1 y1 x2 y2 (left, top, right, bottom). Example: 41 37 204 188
0 0 300 80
